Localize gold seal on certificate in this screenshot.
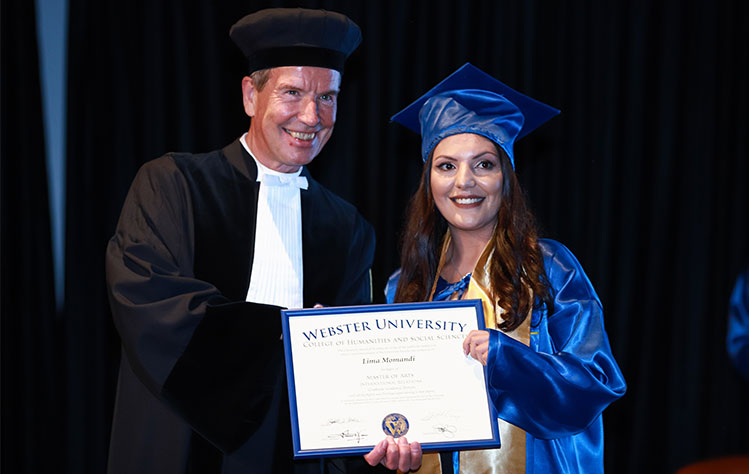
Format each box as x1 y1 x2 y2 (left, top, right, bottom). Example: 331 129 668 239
382 413 409 438
281 300 501 458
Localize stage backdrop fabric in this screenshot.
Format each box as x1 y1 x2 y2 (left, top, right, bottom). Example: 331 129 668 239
2 0 748 473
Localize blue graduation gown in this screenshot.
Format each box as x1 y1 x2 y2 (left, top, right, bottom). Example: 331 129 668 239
386 239 626 473
727 269 749 379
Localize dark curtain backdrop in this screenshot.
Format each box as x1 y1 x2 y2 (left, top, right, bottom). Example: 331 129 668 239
1 1 65 473
3 0 748 473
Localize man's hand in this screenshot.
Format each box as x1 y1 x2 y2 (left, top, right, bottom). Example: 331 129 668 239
363 436 422 471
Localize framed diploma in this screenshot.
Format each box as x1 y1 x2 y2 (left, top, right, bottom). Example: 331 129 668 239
281 299 500 459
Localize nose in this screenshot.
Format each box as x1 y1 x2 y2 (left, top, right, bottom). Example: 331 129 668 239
298 96 320 127
455 163 476 188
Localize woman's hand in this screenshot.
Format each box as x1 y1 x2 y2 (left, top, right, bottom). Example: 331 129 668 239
363 436 422 471
463 330 490 366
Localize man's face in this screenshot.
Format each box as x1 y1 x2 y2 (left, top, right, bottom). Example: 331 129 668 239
243 66 341 173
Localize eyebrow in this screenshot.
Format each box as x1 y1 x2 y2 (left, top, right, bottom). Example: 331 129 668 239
276 82 340 95
434 151 498 161
318 89 340 97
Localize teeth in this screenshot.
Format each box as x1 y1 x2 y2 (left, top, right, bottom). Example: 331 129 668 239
454 197 483 204
287 130 315 140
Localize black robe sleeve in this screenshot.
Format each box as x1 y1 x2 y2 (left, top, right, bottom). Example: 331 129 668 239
106 155 283 453
106 147 377 458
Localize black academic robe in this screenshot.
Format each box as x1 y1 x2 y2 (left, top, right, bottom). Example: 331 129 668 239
105 139 377 474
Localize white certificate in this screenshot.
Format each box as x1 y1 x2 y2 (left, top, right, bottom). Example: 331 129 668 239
281 299 500 458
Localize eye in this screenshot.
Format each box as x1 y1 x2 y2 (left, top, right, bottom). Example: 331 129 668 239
286 89 300 96
435 162 455 171
475 153 500 170
318 93 337 105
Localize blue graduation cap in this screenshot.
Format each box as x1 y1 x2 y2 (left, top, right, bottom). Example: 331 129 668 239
390 63 560 168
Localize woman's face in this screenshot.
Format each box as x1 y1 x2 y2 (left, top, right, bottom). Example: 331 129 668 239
430 133 503 239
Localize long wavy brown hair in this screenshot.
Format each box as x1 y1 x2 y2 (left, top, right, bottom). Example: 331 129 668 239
393 141 554 331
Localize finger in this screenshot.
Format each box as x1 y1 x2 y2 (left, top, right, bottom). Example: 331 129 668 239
474 339 488 355
478 348 488 365
384 436 399 470
363 438 386 466
463 330 479 355
397 437 411 472
470 342 480 362
410 441 423 470
479 340 490 364
471 342 486 364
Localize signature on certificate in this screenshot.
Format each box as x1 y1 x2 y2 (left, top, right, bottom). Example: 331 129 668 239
422 411 459 438
326 417 361 425
326 429 368 444
421 411 449 421
433 424 458 438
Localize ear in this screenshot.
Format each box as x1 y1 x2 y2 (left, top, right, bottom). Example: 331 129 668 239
242 76 257 117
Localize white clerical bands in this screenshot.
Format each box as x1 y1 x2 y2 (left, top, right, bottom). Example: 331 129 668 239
258 174 309 189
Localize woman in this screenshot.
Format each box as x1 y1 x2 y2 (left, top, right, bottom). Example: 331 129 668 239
385 63 626 473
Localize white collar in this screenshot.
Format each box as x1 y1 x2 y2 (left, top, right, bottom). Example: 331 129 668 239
240 133 305 183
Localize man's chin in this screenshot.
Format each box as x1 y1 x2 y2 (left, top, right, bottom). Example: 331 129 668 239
284 150 320 167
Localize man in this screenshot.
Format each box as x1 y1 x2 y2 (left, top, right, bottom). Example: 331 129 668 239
105 8 419 474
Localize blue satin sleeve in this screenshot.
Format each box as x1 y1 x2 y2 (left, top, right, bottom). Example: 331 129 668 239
384 268 400 304
727 269 749 379
486 239 626 439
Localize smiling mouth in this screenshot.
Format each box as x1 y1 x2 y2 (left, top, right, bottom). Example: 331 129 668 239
452 197 484 205
285 129 316 141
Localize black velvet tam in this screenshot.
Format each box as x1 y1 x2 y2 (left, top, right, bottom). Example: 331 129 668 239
229 7 362 73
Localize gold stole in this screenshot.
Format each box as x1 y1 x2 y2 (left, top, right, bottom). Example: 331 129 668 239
410 231 530 474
